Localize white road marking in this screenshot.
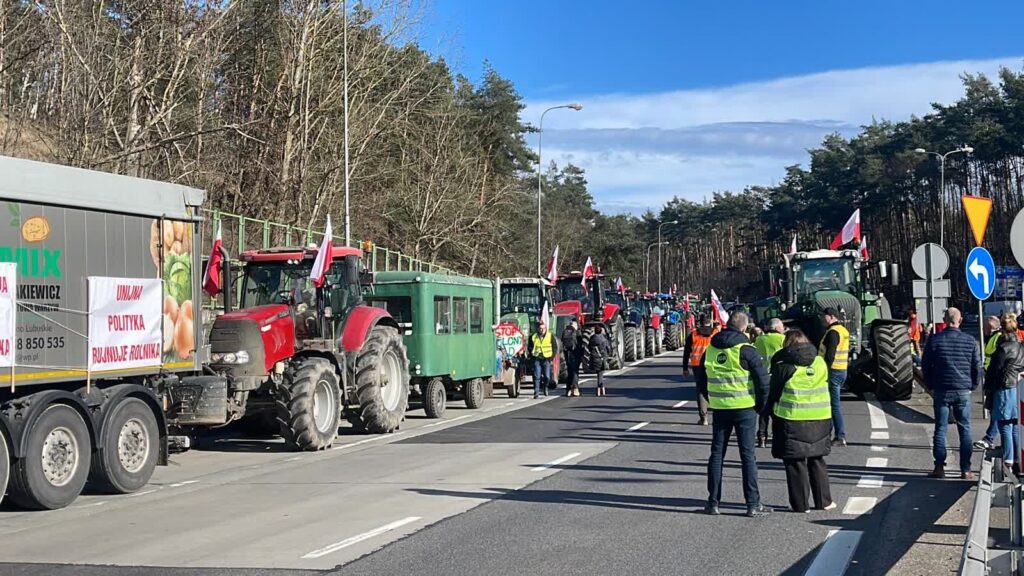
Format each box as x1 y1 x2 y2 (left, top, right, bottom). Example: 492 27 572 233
870 445 887 452
857 475 884 488
333 434 396 450
866 457 888 468
422 414 472 428
843 496 878 515
531 452 582 472
871 431 890 440
301 516 422 559
673 400 689 408
169 480 198 488
626 422 650 432
804 529 864 576
504 402 515 406
867 400 888 429
126 489 159 498
285 456 302 462
73 500 107 509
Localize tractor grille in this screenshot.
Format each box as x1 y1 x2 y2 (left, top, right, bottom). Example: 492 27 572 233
814 292 862 351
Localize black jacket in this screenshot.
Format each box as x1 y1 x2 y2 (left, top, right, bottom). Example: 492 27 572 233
561 325 583 359
589 332 612 372
986 336 1024 391
767 342 833 460
696 328 770 412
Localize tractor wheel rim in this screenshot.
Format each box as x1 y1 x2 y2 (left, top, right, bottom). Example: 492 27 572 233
380 349 403 412
41 426 79 487
118 417 150 474
433 383 445 408
313 378 337 433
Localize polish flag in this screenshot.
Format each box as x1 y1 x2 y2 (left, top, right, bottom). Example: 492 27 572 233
788 235 798 255
309 215 333 288
581 257 594 291
710 289 729 325
615 277 625 294
202 221 223 297
829 209 861 250
545 245 559 284
859 235 869 260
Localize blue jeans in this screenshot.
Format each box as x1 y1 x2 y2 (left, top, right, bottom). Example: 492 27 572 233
828 369 847 440
933 390 973 473
708 408 761 507
998 419 1017 464
533 358 552 395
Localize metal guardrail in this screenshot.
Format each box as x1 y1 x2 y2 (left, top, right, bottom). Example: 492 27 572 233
961 458 995 575
960 454 1020 575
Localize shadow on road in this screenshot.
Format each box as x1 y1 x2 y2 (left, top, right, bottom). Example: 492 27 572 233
408 486 712 514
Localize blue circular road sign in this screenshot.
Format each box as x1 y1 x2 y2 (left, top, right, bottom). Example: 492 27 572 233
965 246 996 301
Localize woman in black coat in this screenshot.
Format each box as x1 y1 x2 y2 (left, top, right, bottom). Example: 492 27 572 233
589 325 612 396
766 329 836 513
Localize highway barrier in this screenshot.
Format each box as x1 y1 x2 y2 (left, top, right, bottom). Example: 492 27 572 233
960 454 1021 575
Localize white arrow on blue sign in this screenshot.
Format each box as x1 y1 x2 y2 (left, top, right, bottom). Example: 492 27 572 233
966 246 996 301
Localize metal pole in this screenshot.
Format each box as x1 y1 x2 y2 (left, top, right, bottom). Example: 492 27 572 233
343 0 351 247
940 154 946 247
658 225 663 294
537 108 547 276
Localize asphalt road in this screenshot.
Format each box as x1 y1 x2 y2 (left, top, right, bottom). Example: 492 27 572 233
0 351 977 576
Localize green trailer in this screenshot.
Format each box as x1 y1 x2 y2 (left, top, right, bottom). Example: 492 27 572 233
366 271 496 418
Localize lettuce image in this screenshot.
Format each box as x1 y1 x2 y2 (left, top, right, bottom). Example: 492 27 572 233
164 252 192 303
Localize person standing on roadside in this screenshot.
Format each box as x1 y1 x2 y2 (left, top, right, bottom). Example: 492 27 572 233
697 312 772 518
754 318 786 448
530 322 555 399
684 314 716 425
589 324 612 396
977 316 1024 474
976 316 1004 450
818 307 849 447
561 319 584 397
922 307 982 480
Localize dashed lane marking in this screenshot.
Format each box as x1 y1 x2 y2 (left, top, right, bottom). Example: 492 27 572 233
867 400 888 429
672 400 689 408
169 480 198 488
804 529 863 576
871 431 890 440
530 452 582 472
866 457 888 468
301 516 422 559
421 414 472 428
870 445 887 452
626 422 650 432
842 497 878 515
857 475 884 488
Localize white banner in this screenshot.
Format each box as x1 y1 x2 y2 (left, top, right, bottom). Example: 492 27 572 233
88 277 162 371
0 263 17 368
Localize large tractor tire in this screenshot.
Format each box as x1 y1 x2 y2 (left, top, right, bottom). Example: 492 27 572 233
645 328 657 358
465 378 485 409
88 397 159 494
9 404 92 510
666 324 682 351
422 377 446 419
609 318 625 370
637 326 647 359
353 325 411 434
277 357 341 450
873 323 914 401
0 427 9 507
624 325 638 362
581 326 596 373
656 327 665 355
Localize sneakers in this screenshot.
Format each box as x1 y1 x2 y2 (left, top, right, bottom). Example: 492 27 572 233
821 502 837 511
962 471 977 481
704 503 720 515
831 438 847 447
927 466 946 479
973 439 994 450
746 503 773 518
698 416 709 426
533 394 540 399
756 434 767 448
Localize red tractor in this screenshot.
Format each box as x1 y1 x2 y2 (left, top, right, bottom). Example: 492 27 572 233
552 272 625 371
167 245 410 450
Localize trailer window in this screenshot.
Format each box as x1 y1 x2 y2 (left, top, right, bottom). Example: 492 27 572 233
367 297 412 327
470 298 484 333
453 298 468 334
434 296 451 334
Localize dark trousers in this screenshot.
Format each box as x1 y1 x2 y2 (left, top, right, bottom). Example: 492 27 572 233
692 365 709 420
783 457 832 512
567 353 583 390
596 369 605 389
758 413 770 437
707 408 761 507
533 358 552 395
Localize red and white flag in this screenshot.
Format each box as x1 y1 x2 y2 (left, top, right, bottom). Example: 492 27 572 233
202 221 223 297
829 209 861 250
859 234 869 260
615 277 625 294
545 245 559 284
788 235 798 255
710 289 729 325
541 305 550 327
580 257 594 291
671 283 677 296
309 215 333 288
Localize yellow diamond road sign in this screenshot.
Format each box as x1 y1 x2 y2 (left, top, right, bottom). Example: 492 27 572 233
962 195 992 246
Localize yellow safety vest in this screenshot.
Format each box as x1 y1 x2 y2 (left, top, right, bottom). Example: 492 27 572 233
774 356 832 421
705 344 755 410
984 333 1002 370
754 332 785 369
531 331 554 359
818 324 850 370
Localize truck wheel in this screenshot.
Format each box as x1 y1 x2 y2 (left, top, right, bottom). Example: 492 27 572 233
581 326 595 373
88 398 159 494
8 404 91 510
508 366 522 398
0 427 9 507
623 326 638 362
354 325 410 434
422 378 446 419
465 378 485 409
609 318 625 370
873 323 914 401
645 328 657 358
277 357 341 450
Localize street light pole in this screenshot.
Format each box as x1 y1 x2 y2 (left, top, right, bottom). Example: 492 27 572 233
645 241 667 292
915 146 974 246
536 103 583 275
657 219 679 294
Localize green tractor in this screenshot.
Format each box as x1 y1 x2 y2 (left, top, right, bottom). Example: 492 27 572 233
777 249 913 400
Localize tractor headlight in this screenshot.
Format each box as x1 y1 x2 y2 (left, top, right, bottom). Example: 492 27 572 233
210 351 250 364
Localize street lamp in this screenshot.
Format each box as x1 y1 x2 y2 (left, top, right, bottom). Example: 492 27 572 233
914 146 974 247
645 241 667 292
537 103 583 274
657 219 679 294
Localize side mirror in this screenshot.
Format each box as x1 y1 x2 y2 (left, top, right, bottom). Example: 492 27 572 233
890 263 899 287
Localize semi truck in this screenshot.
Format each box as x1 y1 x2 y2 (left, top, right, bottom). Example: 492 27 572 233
0 156 408 510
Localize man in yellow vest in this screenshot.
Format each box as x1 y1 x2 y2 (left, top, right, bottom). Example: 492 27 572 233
697 311 772 517
818 308 849 447
975 316 1004 450
530 322 555 399
754 318 786 447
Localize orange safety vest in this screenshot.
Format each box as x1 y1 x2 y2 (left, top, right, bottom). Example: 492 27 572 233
689 333 712 367
908 319 921 343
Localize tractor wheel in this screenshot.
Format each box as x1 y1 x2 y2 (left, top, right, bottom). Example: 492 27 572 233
354 325 411 433
667 324 682 351
609 318 625 370
88 397 160 494
645 328 657 358
873 323 914 401
277 357 341 450
8 404 91 510
624 325 638 362
0 427 9 507
581 326 595 373
422 377 447 419
656 327 665 355
465 378 485 409
637 326 647 359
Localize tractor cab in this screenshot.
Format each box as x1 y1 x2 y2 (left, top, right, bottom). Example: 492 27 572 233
552 272 626 370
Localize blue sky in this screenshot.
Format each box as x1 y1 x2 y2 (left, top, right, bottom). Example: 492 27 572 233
419 1 1024 213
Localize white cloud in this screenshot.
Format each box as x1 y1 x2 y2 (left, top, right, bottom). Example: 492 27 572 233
528 57 1024 212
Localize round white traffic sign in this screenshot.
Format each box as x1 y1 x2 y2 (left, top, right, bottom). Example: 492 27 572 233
911 243 949 280
1011 209 1024 268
